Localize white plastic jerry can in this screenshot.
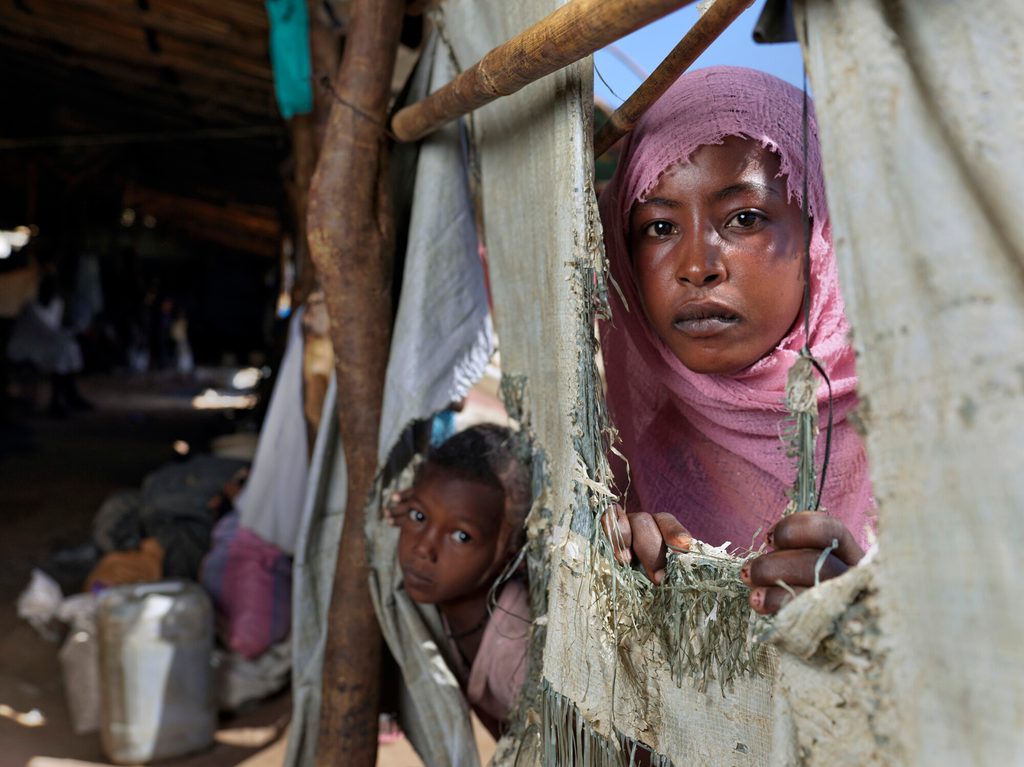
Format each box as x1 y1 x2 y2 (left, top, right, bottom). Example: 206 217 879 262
97 580 216 764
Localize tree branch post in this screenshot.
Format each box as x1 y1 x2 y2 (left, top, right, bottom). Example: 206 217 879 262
306 0 404 764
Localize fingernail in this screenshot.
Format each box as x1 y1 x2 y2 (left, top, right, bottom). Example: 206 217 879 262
671 533 692 550
739 563 751 584
749 588 764 611
653 569 665 585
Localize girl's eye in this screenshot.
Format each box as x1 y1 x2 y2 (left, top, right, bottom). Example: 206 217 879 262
727 210 763 229
450 530 473 544
642 220 676 238
407 509 426 523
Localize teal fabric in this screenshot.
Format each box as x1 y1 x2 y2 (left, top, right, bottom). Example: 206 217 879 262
265 0 313 119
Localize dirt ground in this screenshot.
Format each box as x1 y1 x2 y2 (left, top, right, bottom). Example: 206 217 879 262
0 374 494 767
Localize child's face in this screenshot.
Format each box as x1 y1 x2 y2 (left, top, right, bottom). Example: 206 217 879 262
397 465 512 610
629 137 805 375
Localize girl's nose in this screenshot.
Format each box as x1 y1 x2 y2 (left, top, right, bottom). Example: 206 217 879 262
676 237 726 287
413 532 439 563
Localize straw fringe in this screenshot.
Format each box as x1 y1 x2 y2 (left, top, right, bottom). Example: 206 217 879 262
541 680 676 767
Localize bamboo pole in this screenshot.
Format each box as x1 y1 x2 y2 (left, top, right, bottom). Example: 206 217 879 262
307 0 404 764
594 0 753 157
390 0 695 143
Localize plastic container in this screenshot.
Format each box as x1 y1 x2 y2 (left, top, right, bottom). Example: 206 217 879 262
97 580 216 764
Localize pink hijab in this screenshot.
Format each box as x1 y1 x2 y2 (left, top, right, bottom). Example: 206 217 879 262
599 67 873 550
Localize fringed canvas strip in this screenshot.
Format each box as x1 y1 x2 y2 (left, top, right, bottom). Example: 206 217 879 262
541 679 676 767
587 530 770 695
650 544 771 694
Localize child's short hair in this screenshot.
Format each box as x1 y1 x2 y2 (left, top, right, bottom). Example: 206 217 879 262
423 423 532 537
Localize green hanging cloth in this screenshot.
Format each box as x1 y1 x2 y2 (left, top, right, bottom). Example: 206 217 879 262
265 0 314 119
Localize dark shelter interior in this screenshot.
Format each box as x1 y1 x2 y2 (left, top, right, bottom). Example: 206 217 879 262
0 3 337 765
0 0 288 377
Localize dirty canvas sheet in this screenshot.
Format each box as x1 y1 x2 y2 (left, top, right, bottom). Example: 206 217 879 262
778 1 1024 764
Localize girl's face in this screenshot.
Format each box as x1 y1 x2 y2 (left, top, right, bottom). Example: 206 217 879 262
398 465 511 610
629 137 805 375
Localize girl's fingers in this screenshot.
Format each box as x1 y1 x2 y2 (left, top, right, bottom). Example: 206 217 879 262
385 490 413 526
601 504 633 565
744 548 848 589
652 512 692 552
768 512 865 566
629 512 667 584
749 585 807 615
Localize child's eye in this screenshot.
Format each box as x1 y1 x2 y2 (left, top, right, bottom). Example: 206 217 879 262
407 508 426 523
450 530 473 544
726 210 764 229
642 220 676 238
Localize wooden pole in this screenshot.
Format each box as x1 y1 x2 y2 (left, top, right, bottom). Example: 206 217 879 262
593 0 753 158
307 0 403 764
390 0 695 143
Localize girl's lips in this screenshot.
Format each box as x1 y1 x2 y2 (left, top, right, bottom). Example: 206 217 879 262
402 568 434 590
673 302 740 337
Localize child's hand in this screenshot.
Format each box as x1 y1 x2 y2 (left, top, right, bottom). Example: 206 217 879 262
740 511 865 615
601 504 692 584
385 489 414 526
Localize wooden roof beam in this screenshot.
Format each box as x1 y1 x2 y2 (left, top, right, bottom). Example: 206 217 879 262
46 0 268 57
0 35 275 124
154 0 270 31
0 12 272 89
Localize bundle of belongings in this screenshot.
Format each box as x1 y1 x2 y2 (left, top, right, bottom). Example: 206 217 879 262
20 310 318 730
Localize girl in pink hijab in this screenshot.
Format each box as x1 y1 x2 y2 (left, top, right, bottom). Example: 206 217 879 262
599 66 874 615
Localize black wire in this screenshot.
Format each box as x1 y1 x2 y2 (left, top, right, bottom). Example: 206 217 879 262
810 356 834 508
801 69 812 343
594 62 624 103
800 43 834 511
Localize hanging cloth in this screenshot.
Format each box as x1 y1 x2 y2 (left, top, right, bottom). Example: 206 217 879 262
265 0 313 119
235 309 309 554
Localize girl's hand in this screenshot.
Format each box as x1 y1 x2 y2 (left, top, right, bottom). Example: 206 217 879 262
601 504 692 584
385 489 414 526
740 511 865 615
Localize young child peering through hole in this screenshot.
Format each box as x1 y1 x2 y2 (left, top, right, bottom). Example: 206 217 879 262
387 423 532 738
598 66 875 614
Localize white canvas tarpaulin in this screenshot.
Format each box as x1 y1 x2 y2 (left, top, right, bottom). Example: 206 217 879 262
786 1 1024 764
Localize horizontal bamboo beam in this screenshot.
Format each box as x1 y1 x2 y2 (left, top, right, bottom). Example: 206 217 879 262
390 0 695 142
594 0 753 157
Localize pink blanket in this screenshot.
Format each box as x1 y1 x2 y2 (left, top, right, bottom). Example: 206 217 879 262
599 67 873 550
